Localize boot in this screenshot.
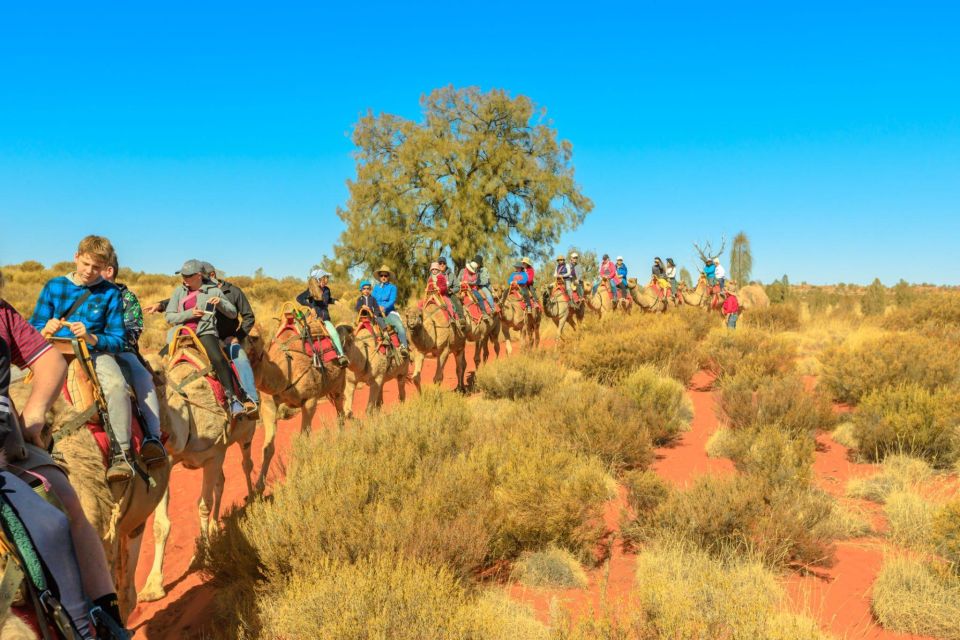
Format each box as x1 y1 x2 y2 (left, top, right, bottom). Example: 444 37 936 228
228 396 245 419
337 354 349 368
139 436 167 469
91 593 131 640
242 398 259 419
106 451 133 484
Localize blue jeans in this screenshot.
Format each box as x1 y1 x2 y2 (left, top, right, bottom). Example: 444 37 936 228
115 351 162 439
718 277 726 290
727 313 738 329
479 286 496 311
384 311 408 347
227 341 259 403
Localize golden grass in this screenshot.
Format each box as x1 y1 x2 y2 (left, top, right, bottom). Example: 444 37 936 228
617 365 693 445
511 545 589 588
702 327 797 384
845 454 933 503
474 352 563 400
872 556 960 639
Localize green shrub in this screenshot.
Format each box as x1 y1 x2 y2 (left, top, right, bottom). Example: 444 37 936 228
618 366 693 444
648 475 835 569
932 500 960 573
742 304 802 331
702 328 796 383
861 278 887 316
474 353 560 399
717 373 836 438
620 469 671 544
538 380 655 473
853 384 960 467
820 333 960 404
873 556 960 639
561 315 700 385
830 421 859 449
510 545 589 588
883 291 960 334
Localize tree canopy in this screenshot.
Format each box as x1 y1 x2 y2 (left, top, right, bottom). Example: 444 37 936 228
729 232 753 285
328 86 593 301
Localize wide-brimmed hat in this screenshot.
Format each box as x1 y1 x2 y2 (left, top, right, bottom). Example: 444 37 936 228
556 255 565 261
570 252 579 259
375 264 393 277
466 261 478 273
520 256 532 266
430 262 442 271
176 259 203 276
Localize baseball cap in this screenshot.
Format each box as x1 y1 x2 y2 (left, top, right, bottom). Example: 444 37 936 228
176 259 203 276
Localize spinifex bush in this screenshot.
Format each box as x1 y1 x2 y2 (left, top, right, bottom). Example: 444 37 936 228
474 353 560 400
259 556 548 640
717 372 836 438
820 333 960 404
853 384 960 468
536 380 655 474
882 291 960 333
845 454 934 503
647 474 836 569
702 328 796 384
872 556 960 640
510 545 589 588
932 499 960 573
742 304 802 332
561 315 700 385
618 366 693 445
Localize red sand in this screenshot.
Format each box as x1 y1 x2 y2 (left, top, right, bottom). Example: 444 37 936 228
128 353 936 639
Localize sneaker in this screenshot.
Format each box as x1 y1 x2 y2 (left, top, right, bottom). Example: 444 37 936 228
139 437 167 468
242 399 259 417
229 398 245 418
337 355 349 368
400 346 410 359
106 452 133 484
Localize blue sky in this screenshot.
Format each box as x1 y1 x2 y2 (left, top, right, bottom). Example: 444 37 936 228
2 2 958 285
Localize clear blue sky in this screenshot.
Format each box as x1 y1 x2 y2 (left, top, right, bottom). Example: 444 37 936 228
2 2 958 285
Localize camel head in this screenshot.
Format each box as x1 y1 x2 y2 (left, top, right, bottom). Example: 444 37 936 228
336 324 355 350
627 277 638 290
406 307 423 330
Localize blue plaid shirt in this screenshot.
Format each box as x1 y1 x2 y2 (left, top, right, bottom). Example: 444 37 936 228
30 276 126 353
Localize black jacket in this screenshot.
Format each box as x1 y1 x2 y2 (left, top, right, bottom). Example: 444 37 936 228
297 287 334 322
216 280 255 342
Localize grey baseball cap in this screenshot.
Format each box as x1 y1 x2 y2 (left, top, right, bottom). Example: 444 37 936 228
176 259 204 276
200 261 217 276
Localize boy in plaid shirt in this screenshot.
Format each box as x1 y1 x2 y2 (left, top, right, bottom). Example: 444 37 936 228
30 235 135 484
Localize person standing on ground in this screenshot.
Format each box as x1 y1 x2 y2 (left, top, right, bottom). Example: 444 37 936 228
722 283 740 329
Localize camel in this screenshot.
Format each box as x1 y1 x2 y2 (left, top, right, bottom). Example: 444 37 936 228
586 278 617 318
542 277 584 342
738 283 770 310
498 284 541 354
406 287 467 392
628 277 669 313
678 274 724 313
341 315 409 418
245 311 348 492
456 287 500 367
8 361 171 619
138 332 257 603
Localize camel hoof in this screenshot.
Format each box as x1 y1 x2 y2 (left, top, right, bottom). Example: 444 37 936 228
138 583 167 603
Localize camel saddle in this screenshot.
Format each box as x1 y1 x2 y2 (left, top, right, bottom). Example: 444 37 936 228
507 284 541 311
276 313 339 366
47 338 147 467
356 312 400 356
168 328 242 411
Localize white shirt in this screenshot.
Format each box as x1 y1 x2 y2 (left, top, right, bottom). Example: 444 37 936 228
665 265 676 279
715 264 726 279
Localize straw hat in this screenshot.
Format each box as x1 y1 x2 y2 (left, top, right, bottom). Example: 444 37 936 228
375 264 393 278
556 255 565 261
520 256 532 266
466 261 478 273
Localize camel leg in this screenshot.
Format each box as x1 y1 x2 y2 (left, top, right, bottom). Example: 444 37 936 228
343 372 358 420
119 526 145 617
397 371 406 403
502 326 514 355
211 467 226 530
366 378 383 414
455 350 468 392
411 350 424 392
473 339 482 369
256 394 279 494
301 397 318 435
199 453 226 541
137 486 171 602
240 437 255 500
434 349 449 385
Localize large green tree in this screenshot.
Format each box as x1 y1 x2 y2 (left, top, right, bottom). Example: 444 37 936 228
329 86 593 301
729 231 753 285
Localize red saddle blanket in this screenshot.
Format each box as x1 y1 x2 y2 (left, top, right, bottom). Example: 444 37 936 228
358 318 401 354
60 384 149 467
276 319 340 364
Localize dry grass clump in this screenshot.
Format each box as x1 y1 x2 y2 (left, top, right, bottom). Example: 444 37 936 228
474 353 561 399
560 315 701 385
742 304 802 331
872 556 960 640
882 290 960 335
260 556 548 640
717 373 836 438
618 366 693 444
885 489 937 548
702 328 796 384
845 454 933 503
536 380 655 474
510 545 589 588
830 421 859 449
201 389 612 636
820 333 960 404
932 499 960 571
853 384 960 468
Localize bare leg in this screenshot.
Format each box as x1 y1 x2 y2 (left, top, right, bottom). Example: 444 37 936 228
138 486 170 602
